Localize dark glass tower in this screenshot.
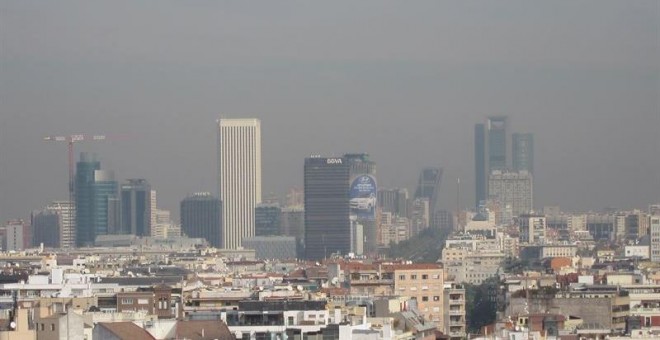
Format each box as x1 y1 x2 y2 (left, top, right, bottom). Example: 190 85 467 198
512 133 534 174
31 210 60 248
414 167 443 219
75 153 100 246
304 157 350 260
474 123 487 208
121 179 152 236
180 192 222 247
255 203 281 236
91 170 119 240
487 116 508 171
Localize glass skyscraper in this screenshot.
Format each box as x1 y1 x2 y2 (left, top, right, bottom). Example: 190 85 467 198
474 123 487 208
180 192 222 247
512 133 534 174
487 116 508 172
75 153 119 246
121 178 152 236
304 156 350 260
255 203 281 236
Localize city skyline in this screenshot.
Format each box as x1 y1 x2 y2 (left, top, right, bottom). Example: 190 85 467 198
1 1 658 222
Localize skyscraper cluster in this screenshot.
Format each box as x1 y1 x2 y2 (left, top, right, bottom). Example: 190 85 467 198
474 116 534 223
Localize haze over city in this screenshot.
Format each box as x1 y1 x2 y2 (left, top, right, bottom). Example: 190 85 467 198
1 1 658 222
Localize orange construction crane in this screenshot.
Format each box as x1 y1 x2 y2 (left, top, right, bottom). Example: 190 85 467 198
43 134 108 237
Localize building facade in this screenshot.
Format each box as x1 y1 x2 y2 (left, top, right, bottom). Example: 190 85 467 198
75 153 119 246
488 170 533 219
180 192 222 247
304 156 350 260
651 215 660 262
255 203 281 236
512 133 534 174
474 123 487 208
120 179 152 237
217 118 262 249
487 116 508 172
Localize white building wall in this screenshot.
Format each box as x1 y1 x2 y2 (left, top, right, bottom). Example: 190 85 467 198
217 118 262 249
650 216 660 262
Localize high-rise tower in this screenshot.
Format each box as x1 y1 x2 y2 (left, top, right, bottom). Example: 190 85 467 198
512 133 534 174
74 153 119 247
474 123 487 208
180 192 222 247
487 116 508 172
304 156 350 260
217 118 262 249
121 179 152 236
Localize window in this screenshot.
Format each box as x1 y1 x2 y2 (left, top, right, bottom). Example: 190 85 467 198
411 275 417 280
433 296 440 301
51 324 55 331
422 274 428 280
121 298 134 304
399 275 405 280
288 316 294 325
422 296 429 301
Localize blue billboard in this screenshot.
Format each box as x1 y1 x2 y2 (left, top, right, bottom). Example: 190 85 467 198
349 175 377 220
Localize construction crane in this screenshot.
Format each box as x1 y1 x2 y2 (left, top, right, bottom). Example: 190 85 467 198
43 134 108 244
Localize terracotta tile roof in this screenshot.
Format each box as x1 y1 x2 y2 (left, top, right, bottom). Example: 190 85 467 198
97 322 155 340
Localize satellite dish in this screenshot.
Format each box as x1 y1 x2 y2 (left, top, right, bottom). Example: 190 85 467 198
10 321 16 329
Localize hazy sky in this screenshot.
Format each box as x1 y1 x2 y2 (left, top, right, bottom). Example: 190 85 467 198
1 1 658 222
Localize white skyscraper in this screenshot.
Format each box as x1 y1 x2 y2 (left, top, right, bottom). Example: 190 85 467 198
217 118 262 249
47 201 76 248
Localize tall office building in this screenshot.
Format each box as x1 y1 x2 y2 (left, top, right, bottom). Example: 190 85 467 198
32 201 75 248
378 188 409 218
34 201 75 248
217 118 262 249
92 170 120 238
474 123 487 208
75 153 120 246
512 133 534 174
304 156 350 260
3 219 29 251
487 116 508 171
180 192 222 247
650 215 660 262
255 203 281 236
488 170 533 221
75 153 100 246
121 179 152 236
31 209 60 248
414 167 443 225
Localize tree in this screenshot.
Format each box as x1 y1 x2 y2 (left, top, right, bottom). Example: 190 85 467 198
465 277 500 333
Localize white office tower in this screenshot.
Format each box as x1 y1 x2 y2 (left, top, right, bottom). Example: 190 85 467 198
48 201 76 248
150 190 158 231
651 215 660 262
217 118 262 249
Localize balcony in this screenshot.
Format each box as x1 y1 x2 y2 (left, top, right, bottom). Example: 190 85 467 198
449 331 466 337
448 310 465 315
630 307 660 315
449 320 465 326
448 299 464 304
